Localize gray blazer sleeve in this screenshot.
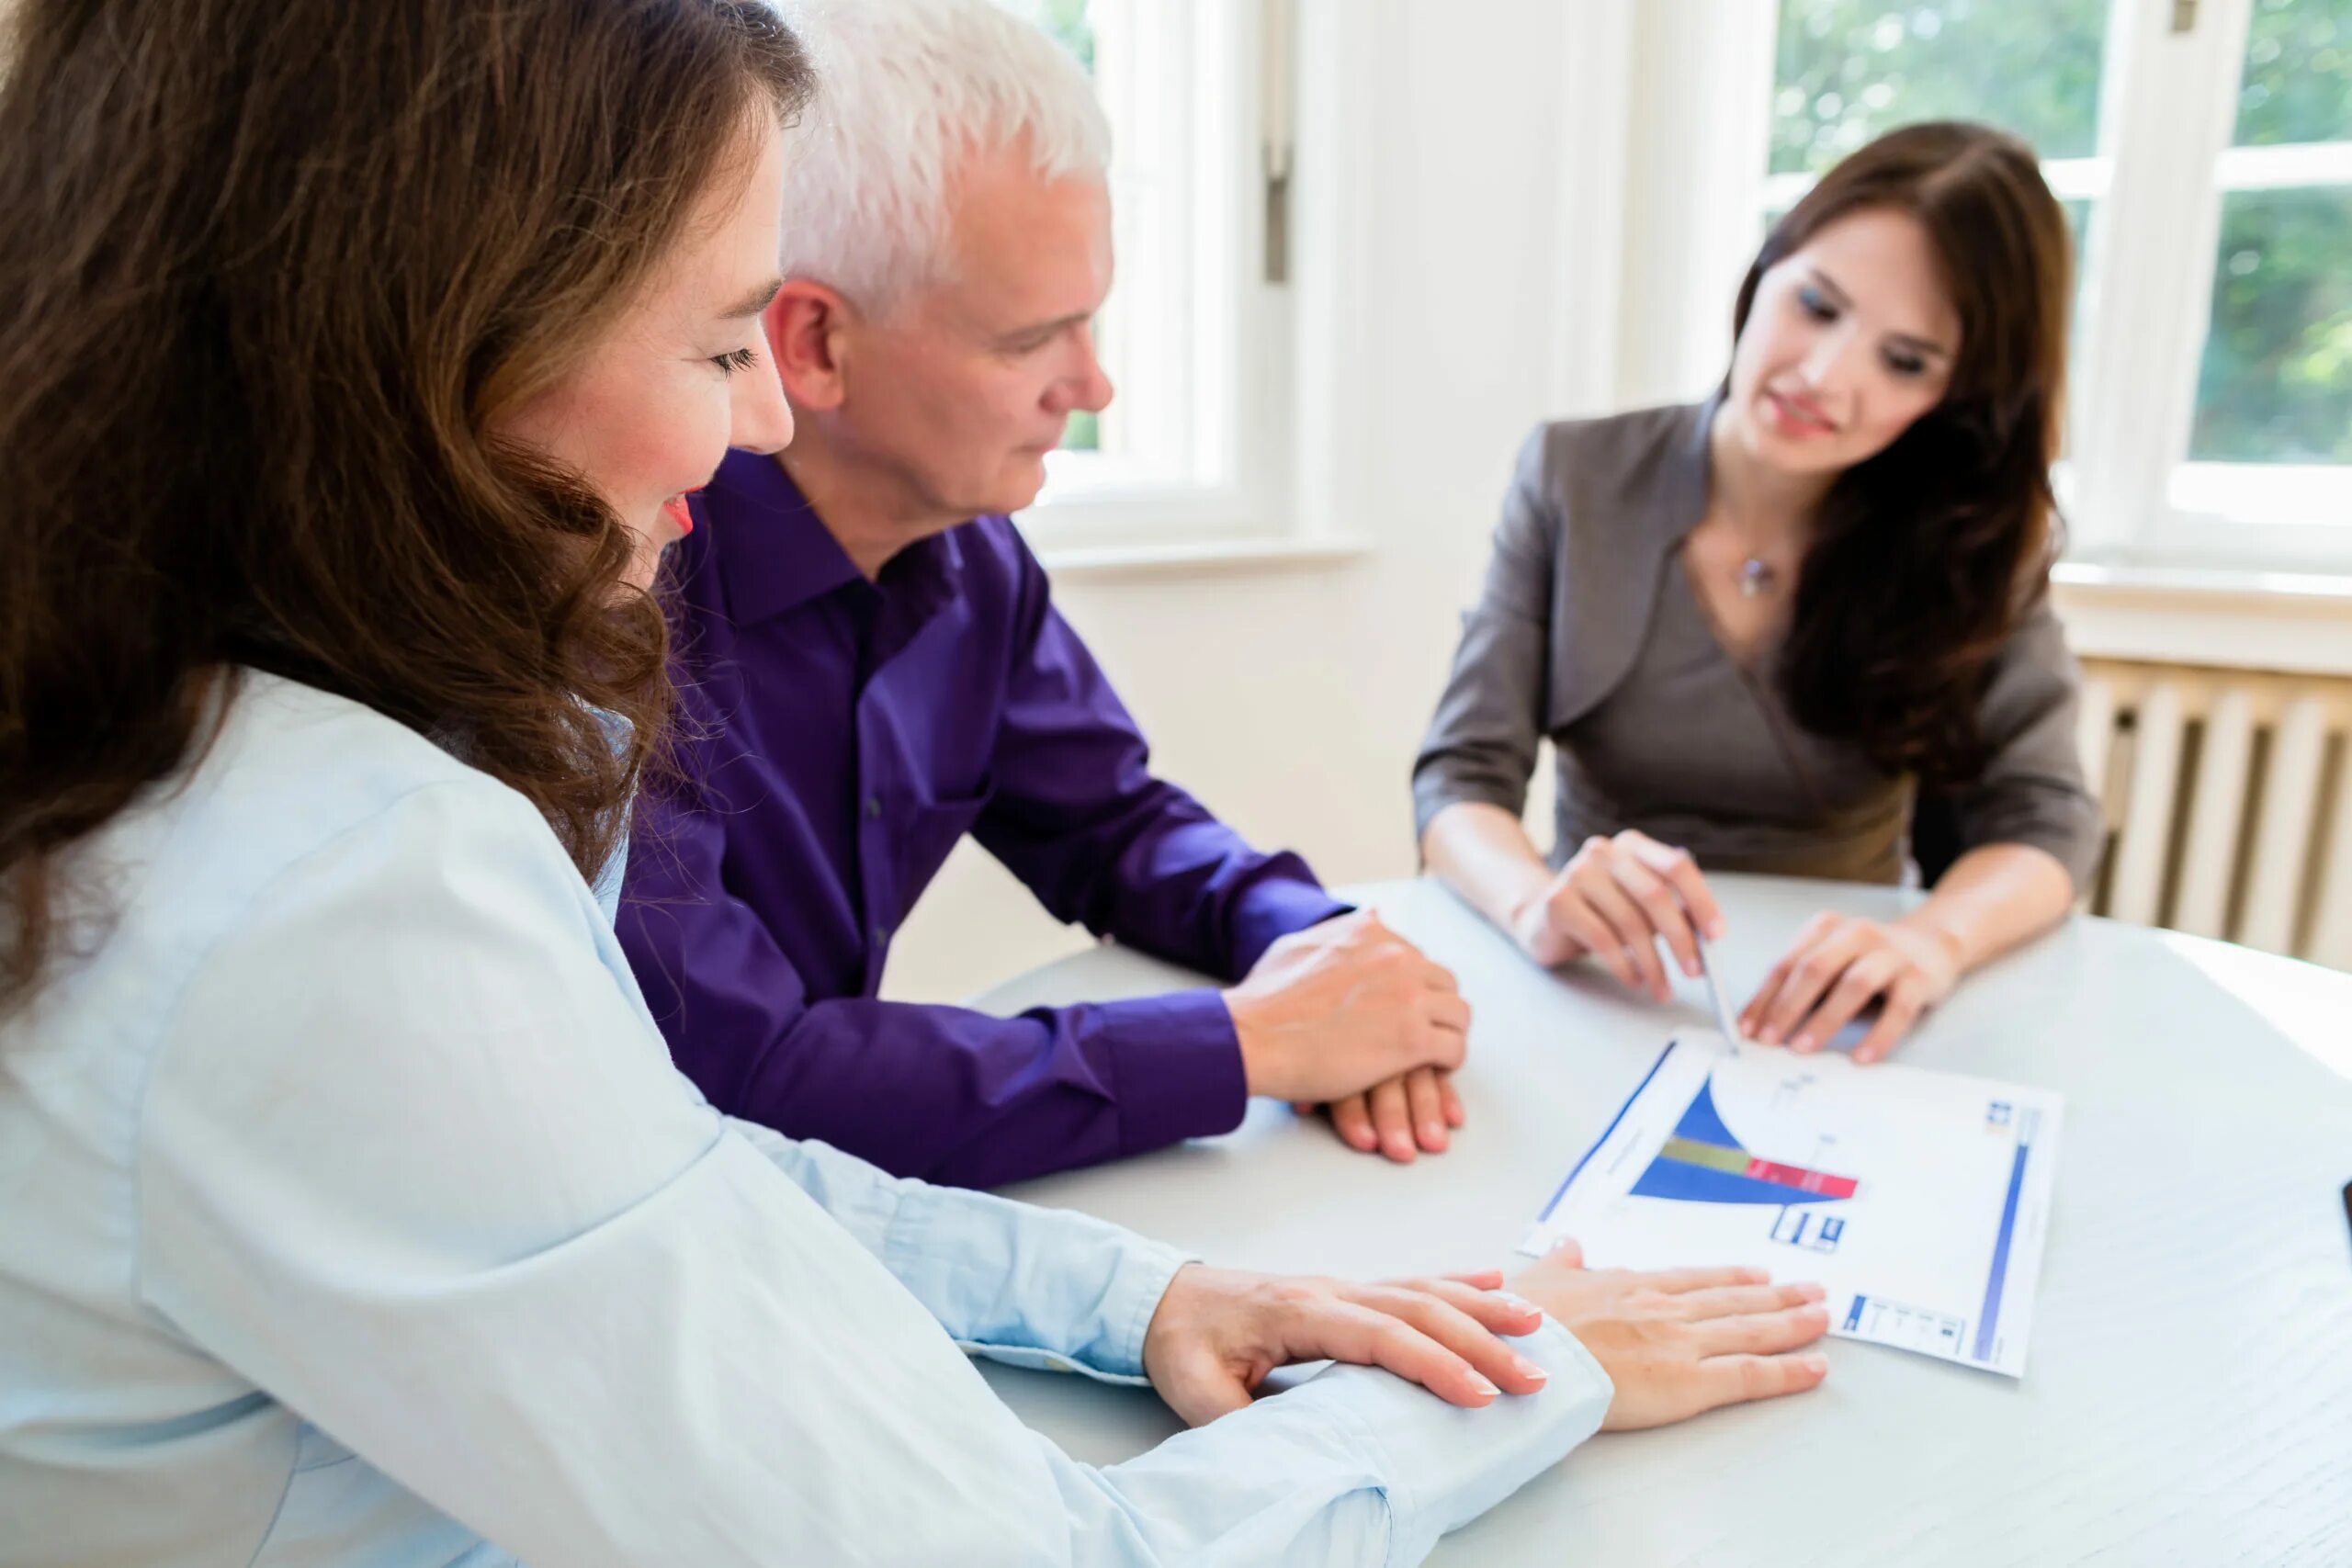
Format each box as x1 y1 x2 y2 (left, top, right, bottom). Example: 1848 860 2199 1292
1411 427 1558 840
1946 594 2106 894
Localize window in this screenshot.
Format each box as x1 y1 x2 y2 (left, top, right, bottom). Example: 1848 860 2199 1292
1758 0 2352 570
1001 1 1108 456
1763 1 2110 345
2165 0 2352 558
991 0 1291 551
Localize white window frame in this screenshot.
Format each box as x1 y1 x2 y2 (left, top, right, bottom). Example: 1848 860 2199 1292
998 0 1297 555
2071 0 2352 570
1649 0 2352 574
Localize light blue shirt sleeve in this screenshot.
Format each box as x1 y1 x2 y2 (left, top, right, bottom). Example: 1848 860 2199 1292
134 775 1612 1566
731 1122 1188 1383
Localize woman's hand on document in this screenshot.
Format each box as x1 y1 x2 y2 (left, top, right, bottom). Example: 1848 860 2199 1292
1741 911 1962 1063
1141 1263 1555 1426
1510 1238 1830 1430
1508 830 1727 1003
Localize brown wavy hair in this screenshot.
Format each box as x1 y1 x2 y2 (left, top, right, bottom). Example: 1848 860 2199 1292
0 0 812 1007
1734 121 2072 784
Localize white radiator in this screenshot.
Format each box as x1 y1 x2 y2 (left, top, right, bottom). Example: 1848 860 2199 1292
2079 660 2352 970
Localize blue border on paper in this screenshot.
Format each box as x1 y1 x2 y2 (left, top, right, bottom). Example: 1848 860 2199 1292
1536 1040 1679 1224
1971 1122 2032 1364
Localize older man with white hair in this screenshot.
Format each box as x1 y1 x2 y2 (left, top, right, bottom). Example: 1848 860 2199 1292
620 0 1470 1185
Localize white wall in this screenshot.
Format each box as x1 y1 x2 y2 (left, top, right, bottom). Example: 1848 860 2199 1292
887 0 1645 1002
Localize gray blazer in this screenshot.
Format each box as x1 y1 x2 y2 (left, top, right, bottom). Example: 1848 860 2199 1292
1412 401 2106 890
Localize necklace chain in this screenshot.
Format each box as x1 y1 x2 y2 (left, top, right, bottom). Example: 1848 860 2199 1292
1713 499 1792 600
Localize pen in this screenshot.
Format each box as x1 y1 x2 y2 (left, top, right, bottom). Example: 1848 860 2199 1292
1695 931 1746 1044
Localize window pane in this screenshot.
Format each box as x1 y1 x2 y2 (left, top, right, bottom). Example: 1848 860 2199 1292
2063 196 2092 264
2189 186 2352 463
992 0 1104 455
2233 0 2352 148
2060 196 2092 347
1770 0 2111 174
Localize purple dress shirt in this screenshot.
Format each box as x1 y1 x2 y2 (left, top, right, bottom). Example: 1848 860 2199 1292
618 451 1350 1188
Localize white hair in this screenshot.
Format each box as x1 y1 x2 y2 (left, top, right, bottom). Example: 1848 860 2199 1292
771 0 1111 311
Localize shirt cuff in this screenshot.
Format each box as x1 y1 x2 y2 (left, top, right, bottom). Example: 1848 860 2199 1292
1093 990 1250 1156
1322 1315 1613 1566
1227 878 1354 976
957 1238 1192 1388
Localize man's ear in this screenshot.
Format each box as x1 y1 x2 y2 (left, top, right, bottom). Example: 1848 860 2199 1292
764 280 853 412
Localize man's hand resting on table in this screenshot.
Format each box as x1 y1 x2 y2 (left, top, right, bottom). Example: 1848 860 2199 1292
1221 911 1474 1162
1140 1241 1829 1430
1295 1066 1464 1165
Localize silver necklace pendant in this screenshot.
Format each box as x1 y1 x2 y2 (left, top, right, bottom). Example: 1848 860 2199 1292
1737 557 1774 598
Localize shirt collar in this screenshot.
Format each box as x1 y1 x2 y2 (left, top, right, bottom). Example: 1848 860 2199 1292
691 450 863 626
693 450 972 626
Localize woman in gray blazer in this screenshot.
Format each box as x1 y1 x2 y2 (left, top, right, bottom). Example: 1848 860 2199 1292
1416 122 2101 1066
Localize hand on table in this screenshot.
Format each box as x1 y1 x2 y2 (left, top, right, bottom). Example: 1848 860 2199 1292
1507 830 1726 1002
1140 1244 1831 1433
1140 1262 1552 1427
1223 910 1469 1106
1510 1239 1831 1429
1291 1065 1465 1164
1741 912 1961 1064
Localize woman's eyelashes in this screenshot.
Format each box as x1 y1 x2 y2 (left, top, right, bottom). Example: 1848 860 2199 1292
710 345 761 376
1794 288 1930 378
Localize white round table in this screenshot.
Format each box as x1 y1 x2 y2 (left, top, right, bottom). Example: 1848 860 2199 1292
967 875 2352 1566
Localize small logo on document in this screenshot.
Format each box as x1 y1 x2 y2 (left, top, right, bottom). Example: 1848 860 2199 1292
1984 1100 2012 1132
1770 1208 1844 1253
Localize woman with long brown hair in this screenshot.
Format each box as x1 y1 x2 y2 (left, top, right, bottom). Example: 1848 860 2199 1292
0 1 1833 1562
1417 122 2100 1067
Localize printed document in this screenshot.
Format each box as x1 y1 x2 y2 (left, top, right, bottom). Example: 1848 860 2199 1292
1521 1035 2062 1377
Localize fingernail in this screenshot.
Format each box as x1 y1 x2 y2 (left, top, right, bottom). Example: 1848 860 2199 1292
1791 1033 1815 1054
1469 1373 1501 1399
1758 1026 1781 1045
1421 1122 1443 1145
1799 1282 1826 1302
1682 956 1702 977
1799 1354 1828 1374
1385 1134 1414 1159
1512 1357 1548 1384
1499 1292 1541 1316
1708 918 1728 940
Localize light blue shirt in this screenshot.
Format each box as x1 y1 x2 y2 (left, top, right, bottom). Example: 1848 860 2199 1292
0 672 1612 1566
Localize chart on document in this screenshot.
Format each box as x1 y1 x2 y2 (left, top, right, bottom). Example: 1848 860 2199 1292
1522 1036 2062 1377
